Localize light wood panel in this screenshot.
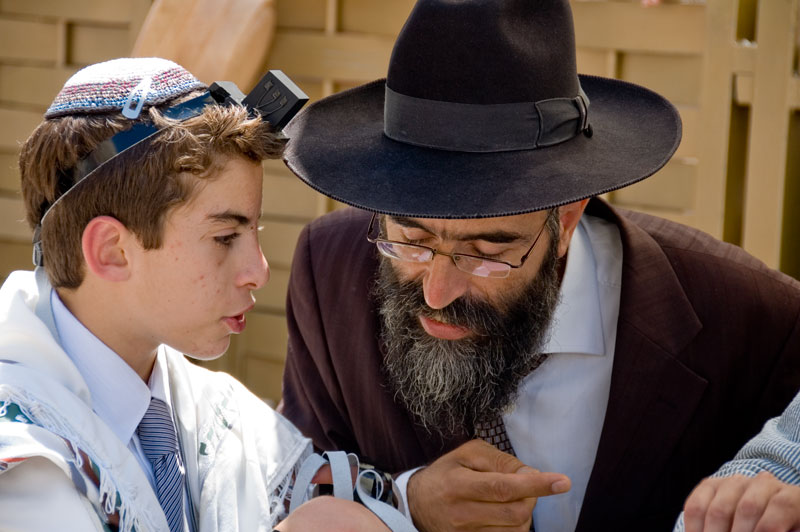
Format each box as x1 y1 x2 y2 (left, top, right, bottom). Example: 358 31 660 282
741 0 799 268
69 23 130 65
0 152 20 193
2 0 799 404
1 0 143 23
0 65 77 108
0 109 41 152
572 2 706 54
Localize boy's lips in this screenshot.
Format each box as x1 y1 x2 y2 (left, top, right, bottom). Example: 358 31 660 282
223 314 247 333
223 304 254 333
419 315 472 340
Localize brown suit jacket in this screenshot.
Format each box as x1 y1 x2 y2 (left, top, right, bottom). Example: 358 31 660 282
280 199 800 531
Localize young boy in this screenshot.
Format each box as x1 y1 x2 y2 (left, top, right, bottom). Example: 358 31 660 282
0 58 387 532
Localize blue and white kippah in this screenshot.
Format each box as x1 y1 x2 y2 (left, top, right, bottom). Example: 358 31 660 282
45 57 206 118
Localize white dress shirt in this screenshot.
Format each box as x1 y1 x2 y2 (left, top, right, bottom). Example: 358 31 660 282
504 213 622 532
396 213 622 532
51 290 194 532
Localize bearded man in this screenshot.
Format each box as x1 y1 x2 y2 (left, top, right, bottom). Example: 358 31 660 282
278 1 800 531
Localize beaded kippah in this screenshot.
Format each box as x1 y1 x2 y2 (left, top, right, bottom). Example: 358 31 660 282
45 57 206 118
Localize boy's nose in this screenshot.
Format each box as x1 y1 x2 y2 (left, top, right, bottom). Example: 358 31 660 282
240 241 270 290
253 252 270 289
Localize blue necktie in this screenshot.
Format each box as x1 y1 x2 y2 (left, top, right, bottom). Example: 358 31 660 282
137 398 186 532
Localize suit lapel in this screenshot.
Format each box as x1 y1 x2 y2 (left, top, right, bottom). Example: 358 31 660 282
576 201 707 528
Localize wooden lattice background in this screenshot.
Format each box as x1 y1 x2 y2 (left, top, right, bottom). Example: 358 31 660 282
1 0 798 402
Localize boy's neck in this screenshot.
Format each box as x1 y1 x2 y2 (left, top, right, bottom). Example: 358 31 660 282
56 284 158 382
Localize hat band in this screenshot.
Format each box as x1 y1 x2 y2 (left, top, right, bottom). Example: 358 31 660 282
384 85 590 153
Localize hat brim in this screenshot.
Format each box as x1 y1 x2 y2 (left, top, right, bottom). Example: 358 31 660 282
283 75 681 218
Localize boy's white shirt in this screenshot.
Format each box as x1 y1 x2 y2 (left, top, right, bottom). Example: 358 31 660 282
0 268 311 531
51 288 197 530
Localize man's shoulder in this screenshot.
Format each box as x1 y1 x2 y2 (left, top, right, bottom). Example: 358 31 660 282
619 207 799 290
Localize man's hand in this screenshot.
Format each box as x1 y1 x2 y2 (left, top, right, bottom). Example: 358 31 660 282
407 439 571 532
683 471 800 532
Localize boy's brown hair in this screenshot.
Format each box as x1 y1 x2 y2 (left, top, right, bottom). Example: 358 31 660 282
20 92 284 289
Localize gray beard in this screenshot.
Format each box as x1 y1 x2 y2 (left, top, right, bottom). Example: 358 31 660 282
373 231 562 437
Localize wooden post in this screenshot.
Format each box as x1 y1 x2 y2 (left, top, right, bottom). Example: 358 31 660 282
741 0 798 267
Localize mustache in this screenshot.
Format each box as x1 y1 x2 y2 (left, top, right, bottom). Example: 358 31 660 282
382 274 523 339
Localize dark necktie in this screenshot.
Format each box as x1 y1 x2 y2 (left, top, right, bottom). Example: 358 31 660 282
474 416 517 456
137 397 186 532
474 352 551 532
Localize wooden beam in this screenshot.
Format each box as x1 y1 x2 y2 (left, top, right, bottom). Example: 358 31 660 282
0 197 30 242
733 41 757 73
790 76 800 110
571 2 705 55
741 0 799 268
690 0 739 239
268 30 394 81
733 72 754 105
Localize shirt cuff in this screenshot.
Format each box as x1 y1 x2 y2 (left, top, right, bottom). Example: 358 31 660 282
394 466 424 520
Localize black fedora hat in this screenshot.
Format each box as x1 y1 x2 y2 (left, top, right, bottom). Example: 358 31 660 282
283 0 681 219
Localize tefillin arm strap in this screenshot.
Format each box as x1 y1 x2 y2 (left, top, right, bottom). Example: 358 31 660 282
32 70 308 267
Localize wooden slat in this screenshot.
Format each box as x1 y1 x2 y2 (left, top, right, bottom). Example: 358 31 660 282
127 0 152 51
0 64 74 108
741 0 798 268
268 30 394 82
572 2 705 55
0 18 58 63
734 72 754 105
0 108 41 152
68 23 130 66
611 158 697 212
619 52 703 105
262 158 294 176
259 220 304 268
242 356 284 404
733 42 757 74
577 49 617 78
0 152 20 193
0 238 32 281
675 106 699 160
340 0 415 36
254 266 290 311
790 77 800 110
241 312 288 362
1 0 137 24
262 173 321 220
688 0 739 240
0 196 30 241
276 0 326 31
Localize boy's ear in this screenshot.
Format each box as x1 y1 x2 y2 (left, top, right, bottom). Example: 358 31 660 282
81 216 133 282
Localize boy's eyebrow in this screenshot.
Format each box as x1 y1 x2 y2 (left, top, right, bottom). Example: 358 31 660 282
389 216 526 244
207 210 254 226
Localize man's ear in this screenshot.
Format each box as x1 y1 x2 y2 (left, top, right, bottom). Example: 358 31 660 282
555 198 590 258
81 216 133 282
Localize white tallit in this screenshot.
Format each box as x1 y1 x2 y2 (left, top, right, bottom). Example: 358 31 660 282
0 269 311 531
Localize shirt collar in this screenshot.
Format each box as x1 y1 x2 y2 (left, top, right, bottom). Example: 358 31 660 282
540 217 606 356
51 290 165 444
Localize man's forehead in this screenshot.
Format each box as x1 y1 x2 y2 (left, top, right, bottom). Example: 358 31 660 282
386 211 548 233
387 211 547 241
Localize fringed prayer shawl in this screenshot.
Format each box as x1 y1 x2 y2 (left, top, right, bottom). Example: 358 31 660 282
0 269 311 531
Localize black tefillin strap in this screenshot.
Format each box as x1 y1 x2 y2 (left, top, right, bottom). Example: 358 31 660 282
384 84 592 153
32 70 308 267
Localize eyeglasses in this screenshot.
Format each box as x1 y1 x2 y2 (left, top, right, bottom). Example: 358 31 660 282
366 210 555 279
